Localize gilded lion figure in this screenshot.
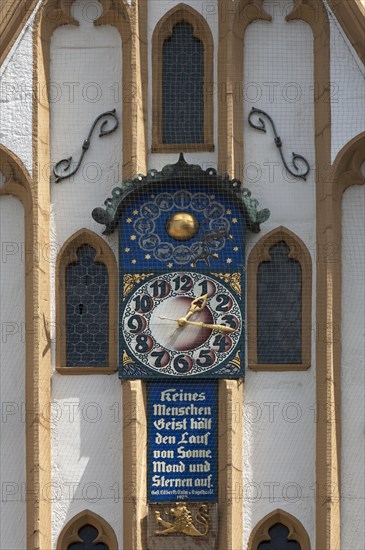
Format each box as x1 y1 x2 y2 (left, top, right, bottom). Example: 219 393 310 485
154 502 210 537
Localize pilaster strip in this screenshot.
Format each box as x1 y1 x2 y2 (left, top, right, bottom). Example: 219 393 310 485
287 2 336 548
123 380 148 550
218 379 243 550
31 7 55 547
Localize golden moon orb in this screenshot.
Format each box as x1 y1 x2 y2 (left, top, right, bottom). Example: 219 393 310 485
166 212 199 241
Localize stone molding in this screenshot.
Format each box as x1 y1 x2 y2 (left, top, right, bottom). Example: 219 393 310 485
56 509 119 549
247 508 311 549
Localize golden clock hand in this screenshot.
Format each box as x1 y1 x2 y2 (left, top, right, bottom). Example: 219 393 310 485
184 293 208 322
177 319 236 333
159 293 210 336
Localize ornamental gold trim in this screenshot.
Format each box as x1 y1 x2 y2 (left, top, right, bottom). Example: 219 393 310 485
154 502 210 537
211 272 241 297
123 350 135 368
229 350 240 370
123 273 154 297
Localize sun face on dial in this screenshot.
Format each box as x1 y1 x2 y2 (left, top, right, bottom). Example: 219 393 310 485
121 272 242 377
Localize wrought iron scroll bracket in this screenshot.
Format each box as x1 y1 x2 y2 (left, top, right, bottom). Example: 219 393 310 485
53 109 119 183
248 107 310 181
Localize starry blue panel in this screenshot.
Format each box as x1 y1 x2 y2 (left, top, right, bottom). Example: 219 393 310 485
120 183 244 272
257 243 302 364
67 524 109 550
66 245 109 367
258 523 301 549
163 22 204 144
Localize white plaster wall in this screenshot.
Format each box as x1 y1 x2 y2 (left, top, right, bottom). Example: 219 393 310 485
51 376 123 548
341 184 365 550
0 195 26 549
243 1 316 546
148 0 218 171
325 3 365 162
0 11 36 176
50 0 122 247
50 2 122 546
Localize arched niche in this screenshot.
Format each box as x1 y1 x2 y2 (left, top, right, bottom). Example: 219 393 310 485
152 3 214 152
247 226 312 371
56 228 118 374
33 0 147 181
0 144 49 549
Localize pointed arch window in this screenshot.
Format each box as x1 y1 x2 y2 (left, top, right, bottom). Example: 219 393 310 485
152 5 214 152
56 229 117 374
57 510 118 550
248 227 312 371
248 509 311 550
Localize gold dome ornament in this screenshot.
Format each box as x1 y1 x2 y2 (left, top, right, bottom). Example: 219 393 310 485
166 212 199 241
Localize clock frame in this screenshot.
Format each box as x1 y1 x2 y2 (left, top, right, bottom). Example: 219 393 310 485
92 154 270 379
121 271 243 378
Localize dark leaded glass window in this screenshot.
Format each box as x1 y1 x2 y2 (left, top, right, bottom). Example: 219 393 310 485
163 21 204 144
257 242 302 364
257 523 301 549
67 524 109 550
66 245 108 366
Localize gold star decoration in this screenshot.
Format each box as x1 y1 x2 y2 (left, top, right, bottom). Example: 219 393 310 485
226 209 232 215
212 253 219 258
232 218 238 224
130 235 136 241
131 259 137 264
145 254 151 260
133 209 139 216
226 258 232 264
167 262 173 268
233 246 239 252
126 217 132 223
124 247 130 252
229 234 234 240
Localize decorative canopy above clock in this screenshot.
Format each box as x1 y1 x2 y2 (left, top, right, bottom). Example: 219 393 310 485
92 153 270 236
92 154 270 379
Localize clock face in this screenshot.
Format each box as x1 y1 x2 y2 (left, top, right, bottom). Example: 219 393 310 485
121 272 242 377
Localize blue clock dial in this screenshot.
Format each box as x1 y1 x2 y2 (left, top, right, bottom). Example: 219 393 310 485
120 184 244 271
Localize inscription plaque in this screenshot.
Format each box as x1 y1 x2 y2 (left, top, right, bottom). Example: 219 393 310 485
148 381 218 502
